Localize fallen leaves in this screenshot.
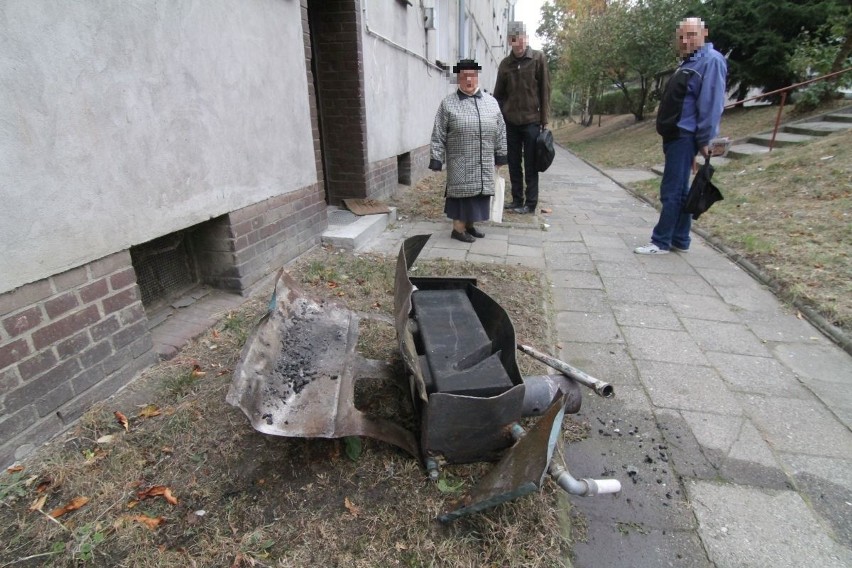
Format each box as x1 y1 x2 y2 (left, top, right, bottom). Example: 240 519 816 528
343 496 360 517
136 485 179 506
29 494 47 512
114 411 129 432
49 496 89 518
138 404 162 418
129 514 166 530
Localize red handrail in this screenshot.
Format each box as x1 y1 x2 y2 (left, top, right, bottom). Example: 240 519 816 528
724 67 852 151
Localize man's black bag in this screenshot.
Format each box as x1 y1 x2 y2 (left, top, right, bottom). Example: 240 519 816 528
684 155 723 220
536 128 555 172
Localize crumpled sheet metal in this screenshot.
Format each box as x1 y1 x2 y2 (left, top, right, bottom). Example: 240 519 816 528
226 271 418 457
394 234 430 403
439 393 566 523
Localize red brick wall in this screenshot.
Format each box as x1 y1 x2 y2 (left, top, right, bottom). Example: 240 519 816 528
0 252 156 466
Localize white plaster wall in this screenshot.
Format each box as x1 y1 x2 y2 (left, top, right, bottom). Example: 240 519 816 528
0 0 316 293
362 0 509 163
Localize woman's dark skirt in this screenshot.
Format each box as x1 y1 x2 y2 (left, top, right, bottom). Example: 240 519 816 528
444 195 491 223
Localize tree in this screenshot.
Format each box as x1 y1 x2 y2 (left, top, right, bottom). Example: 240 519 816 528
561 0 695 121
697 0 846 101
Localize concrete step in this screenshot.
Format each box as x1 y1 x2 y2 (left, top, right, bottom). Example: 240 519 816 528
748 132 815 147
727 143 771 159
783 121 852 136
824 112 852 123
322 206 398 250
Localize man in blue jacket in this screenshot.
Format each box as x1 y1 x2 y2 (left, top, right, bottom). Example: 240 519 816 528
635 17 727 255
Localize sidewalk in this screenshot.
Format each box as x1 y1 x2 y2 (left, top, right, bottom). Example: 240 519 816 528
363 145 852 567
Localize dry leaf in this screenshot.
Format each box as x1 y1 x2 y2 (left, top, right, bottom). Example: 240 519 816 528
327 281 338 289
138 404 162 418
36 479 52 493
344 496 360 517
541 208 553 213
211 329 220 339
138 485 179 506
191 364 206 378
97 434 115 444
114 411 129 432
29 494 47 512
6 465 24 473
161 446 174 454
126 499 140 509
796 311 804 320
394 542 408 551
129 514 165 530
49 496 89 518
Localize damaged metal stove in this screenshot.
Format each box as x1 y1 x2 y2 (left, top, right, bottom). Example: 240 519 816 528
227 234 620 522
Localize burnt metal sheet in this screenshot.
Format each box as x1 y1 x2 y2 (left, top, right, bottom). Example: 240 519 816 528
423 386 525 464
227 271 418 457
438 393 566 522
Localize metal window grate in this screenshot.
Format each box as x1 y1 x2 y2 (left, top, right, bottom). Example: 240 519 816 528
130 231 197 308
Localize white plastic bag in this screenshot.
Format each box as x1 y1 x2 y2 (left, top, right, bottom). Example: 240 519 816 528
491 175 505 223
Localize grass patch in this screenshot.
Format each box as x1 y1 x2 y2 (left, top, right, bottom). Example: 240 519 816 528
610 112 851 332
0 244 588 567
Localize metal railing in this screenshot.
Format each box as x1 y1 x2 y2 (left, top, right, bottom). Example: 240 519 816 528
724 67 852 151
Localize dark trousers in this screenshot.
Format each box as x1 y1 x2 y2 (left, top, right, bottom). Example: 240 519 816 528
506 122 540 208
651 136 698 250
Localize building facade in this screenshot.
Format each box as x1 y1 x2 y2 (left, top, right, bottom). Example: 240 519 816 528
0 0 514 466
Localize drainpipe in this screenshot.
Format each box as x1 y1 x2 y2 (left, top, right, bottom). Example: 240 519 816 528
362 0 443 71
458 0 466 59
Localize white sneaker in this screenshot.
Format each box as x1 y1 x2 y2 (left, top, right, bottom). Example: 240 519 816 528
634 243 669 255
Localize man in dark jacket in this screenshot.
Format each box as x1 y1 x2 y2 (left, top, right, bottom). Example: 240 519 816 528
493 21 550 215
635 17 727 255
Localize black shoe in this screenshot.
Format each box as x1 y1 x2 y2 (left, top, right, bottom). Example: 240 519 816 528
451 230 476 243
504 201 523 210
465 226 485 238
511 205 535 214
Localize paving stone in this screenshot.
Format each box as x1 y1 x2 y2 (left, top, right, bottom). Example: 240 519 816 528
803 378 852 428
654 409 721 479
663 274 721 297
773 342 852 383
506 243 542 258
612 303 683 331
636 360 742 415
507 254 546 269
707 352 812 398
553 270 604 290
666 294 741 323
637 254 697 275
571 524 712 568
595 261 645 278
544 241 589 254
556 311 623 344
469 239 509 256
679 410 742 454
714 284 783 313
722 420 789 489
548 255 596 272
424 247 467 261
744 395 852 459
694 265 757 287
602 277 669 305
622 327 709 365
553 288 610 313
680 318 770 357
558 343 640 387
779 453 852 548
737 310 829 344
687 481 852 568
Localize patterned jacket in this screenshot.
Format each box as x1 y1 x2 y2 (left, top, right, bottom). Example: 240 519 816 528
429 89 508 199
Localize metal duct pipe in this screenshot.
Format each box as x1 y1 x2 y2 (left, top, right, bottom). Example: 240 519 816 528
549 460 622 496
521 374 582 416
517 344 615 398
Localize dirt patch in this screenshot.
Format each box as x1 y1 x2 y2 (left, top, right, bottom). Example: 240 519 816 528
0 245 589 567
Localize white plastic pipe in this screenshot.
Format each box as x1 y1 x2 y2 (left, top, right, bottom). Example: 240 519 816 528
549 461 621 496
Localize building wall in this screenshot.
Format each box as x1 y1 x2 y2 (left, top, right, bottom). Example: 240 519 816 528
0 252 156 466
0 0 317 294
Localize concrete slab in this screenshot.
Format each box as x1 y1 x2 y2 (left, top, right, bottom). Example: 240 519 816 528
738 310 828 344
635 360 742 415
571 524 712 568
548 255 597 272
612 303 684 331
722 420 789 488
784 121 851 136
622 327 710 365
707 352 812 398
552 270 604 290
556 310 624 344
779 453 852 548
559 342 641 387
666 293 741 323
749 131 816 147
713 284 783 313
553 288 611 313
602 277 670 305
772 342 852 384
680 318 770 357
687 481 852 568
744 395 852 459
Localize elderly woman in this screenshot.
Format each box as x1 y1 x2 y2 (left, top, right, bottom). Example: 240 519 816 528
429 59 508 243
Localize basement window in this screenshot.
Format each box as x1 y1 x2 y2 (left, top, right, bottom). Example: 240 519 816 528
397 152 412 185
130 231 198 311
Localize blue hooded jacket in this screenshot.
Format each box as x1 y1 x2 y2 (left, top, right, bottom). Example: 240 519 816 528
656 42 727 148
